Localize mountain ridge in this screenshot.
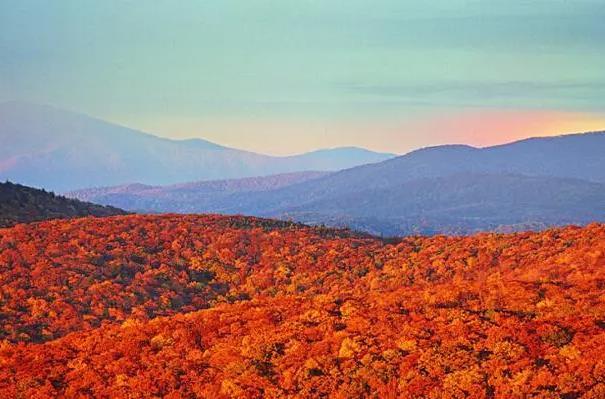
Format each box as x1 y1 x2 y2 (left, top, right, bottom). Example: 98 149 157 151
67 130 605 236
67 171 331 213
0 101 394 191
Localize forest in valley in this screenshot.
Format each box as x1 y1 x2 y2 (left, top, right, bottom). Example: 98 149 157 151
1 214 604 398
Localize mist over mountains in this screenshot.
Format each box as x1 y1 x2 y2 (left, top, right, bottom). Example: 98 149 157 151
0 102 394 191
3 101 605 236
67 171 330 213
69 130 605 236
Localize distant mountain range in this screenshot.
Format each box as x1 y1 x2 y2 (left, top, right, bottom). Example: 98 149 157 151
69 130 605 236
67 171 330 213
0 181 126 228
265 173 605 236
0 101 394 191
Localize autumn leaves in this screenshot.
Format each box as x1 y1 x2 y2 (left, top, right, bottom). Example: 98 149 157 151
0 215 604 397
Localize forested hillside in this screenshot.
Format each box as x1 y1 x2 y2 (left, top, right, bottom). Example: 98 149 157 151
0 181 127 227
1 214 604 397
67 171 330 213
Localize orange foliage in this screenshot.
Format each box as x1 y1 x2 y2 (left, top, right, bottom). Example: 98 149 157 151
1 214 605 398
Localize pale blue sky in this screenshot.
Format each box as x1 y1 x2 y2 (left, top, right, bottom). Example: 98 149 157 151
1 0 605 154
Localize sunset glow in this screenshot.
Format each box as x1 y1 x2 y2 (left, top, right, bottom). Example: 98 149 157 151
2 1 604 154
118 109 605 156
2 2 605 397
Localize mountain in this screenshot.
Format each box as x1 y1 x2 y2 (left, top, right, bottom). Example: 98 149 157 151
216 131 605 235
67 171 330 213
0 181 127 227
0 101 394 191
71 131 605 236
1 214 604 397
225 131 605 206
261 173 605 236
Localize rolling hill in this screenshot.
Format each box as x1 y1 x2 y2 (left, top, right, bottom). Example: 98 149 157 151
67 171 330 213
0 101 394 191
259 173 605 236
0 214 604 397
0 181 127 227
69 131 605 236
218 131 605 209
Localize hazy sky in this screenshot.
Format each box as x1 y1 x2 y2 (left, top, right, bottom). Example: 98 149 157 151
2 0 605 155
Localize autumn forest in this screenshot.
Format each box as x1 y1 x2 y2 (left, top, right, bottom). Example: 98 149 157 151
1 214 604 398
4 0 605 397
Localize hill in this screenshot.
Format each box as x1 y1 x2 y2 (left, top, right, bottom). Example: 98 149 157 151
0 101 394 191
0 214 604 397
266 131 605 202
69 131 605 236
67 171 330 213
0 181 126 227
256 173 605 236
227 132 605 217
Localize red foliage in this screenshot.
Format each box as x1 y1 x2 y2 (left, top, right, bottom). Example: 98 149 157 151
1 214 605 398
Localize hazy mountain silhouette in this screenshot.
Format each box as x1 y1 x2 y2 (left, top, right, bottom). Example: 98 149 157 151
235 131 605 207
67 171 329 213
257 173 605 236
68 130 605 235
0 101 394 191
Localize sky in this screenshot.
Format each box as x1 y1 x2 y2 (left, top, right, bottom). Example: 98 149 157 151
1 0 605 155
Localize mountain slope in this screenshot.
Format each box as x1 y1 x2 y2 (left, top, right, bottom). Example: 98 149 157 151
0 215 604 397
260 173 605 235
68 131 605 236
0 181 127 227
187 131 605 235
66 171 330 213
226 131 605 206
0 101 394 191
